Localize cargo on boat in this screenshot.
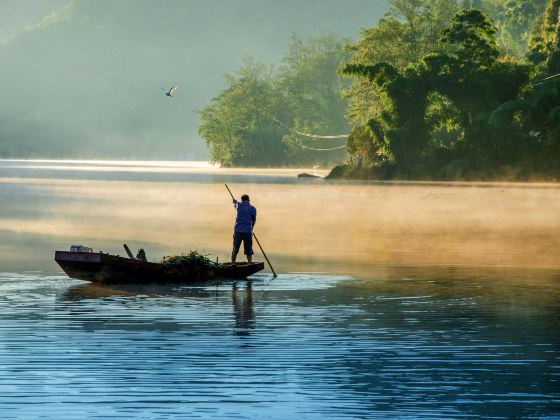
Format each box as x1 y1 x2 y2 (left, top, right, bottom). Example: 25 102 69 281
54 250 264 284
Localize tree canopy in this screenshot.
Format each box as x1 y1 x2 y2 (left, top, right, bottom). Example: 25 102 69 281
199 34 350 167
336 2 558 179
198 0 559 179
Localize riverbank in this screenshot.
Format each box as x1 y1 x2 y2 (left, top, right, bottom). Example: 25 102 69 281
326 163 560 182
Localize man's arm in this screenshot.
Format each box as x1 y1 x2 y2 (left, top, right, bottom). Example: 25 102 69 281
251 207 256 229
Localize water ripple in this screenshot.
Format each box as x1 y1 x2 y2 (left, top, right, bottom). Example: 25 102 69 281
0 273 558 419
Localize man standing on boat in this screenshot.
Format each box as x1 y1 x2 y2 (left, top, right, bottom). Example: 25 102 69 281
232 194 257 263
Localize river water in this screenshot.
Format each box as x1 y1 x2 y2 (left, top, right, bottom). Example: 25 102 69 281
0 159 559 419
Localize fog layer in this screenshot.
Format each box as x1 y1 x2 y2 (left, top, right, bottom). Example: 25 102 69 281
1 161 559 273
0 0 389 159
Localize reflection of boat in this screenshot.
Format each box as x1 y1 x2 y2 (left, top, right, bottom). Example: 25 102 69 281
54 251 264 283
61 280 235 300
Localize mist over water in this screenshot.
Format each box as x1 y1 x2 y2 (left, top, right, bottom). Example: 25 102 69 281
1 159 559 272
0 160 559 418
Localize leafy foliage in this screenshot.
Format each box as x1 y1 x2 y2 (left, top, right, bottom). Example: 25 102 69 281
198 59 288 167
338 6 558 180
277 34 351 164
527 0 560 73
161 251 217 269
198 34 350 167
199 0 558 179
482 0 547 57
342 0 460 156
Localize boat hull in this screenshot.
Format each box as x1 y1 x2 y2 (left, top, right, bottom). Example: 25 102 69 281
55 251 264 283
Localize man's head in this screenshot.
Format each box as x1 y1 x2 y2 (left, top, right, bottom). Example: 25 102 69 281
241 194 250 202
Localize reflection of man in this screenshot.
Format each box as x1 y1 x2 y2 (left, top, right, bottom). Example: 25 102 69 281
232 282 254 336
231 194 256 263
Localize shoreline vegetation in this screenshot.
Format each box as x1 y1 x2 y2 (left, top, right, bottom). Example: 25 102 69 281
200 0 560 182
325 163 560 183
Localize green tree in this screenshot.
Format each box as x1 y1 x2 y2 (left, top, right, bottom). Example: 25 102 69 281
528 0 560 74
198 59 287 167
199 34 351 168
477 0 547 57
276 33 350 165
489 0 560 173
427 8 501 129
343 10 531 177
343 0 459 162
490 83 560 171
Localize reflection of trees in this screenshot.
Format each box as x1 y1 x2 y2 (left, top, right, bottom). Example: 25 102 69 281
289 268 560 418
232 282 254 336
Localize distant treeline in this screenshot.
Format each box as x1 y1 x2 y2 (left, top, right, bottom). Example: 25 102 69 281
198 34 351 167
200 0 560 180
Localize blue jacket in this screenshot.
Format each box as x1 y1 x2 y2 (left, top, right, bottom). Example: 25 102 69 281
234 201 256 233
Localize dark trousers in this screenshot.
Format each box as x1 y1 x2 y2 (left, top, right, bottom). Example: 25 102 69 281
233 232 253 256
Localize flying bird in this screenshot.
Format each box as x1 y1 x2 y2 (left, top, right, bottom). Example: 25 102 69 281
162 85 178 98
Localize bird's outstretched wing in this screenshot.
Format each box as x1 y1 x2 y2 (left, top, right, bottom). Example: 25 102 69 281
168 85 178 96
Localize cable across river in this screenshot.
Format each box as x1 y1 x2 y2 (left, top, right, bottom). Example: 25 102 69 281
272 117 348 151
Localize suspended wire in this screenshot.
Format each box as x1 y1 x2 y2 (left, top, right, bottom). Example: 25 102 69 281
273 70 559 151
271 117 348 151
532 72 560 86
272 118 349 139
537 72 560 82
289 142 347 151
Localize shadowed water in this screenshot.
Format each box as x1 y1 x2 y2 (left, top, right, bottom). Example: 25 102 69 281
0 160 559 419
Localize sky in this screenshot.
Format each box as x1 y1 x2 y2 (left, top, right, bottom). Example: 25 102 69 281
0 0 390 159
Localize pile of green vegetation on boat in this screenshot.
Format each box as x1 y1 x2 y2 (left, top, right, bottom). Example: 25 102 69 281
160 251 217 269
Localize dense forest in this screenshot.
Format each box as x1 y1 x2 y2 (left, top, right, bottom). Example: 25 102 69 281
199 0 560 180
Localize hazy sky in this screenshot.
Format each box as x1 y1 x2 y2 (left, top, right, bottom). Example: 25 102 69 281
0 0 390 159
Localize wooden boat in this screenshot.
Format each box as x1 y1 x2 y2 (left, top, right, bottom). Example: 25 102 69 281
54 251 264 284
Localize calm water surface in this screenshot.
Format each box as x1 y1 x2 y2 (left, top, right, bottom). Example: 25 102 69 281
0 160 559 419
